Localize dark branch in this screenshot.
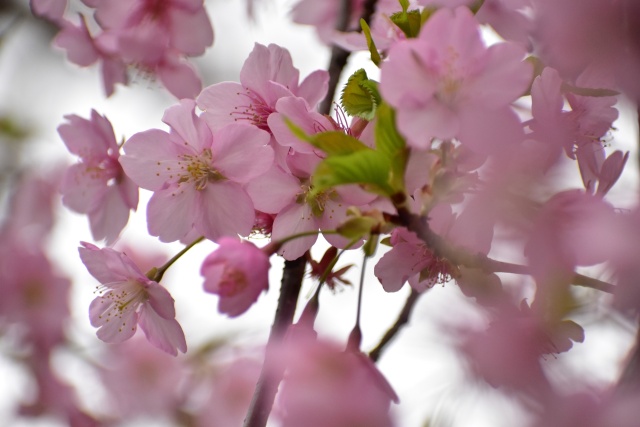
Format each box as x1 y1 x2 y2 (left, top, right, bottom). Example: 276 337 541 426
369 289 421 362
318 0 380 115
243 256 306 427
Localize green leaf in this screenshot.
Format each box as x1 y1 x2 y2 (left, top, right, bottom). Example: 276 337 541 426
340 69 381 121
312 131 371 155
363 235 379 257
360 19 381 67
398 0 409 13
390 9 422 38
380 236 392 247
375 103 407 192
336 216 378 239
284 118 370 155
313 150 394 196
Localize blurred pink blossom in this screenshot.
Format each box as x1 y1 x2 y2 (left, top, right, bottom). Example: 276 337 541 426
58 110 138 245
274 335 398 427
380 6 531 154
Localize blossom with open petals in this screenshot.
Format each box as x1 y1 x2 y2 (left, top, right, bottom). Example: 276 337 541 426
79 242 186 356
380 6 531 154
120 99 273 243
59 110 138 244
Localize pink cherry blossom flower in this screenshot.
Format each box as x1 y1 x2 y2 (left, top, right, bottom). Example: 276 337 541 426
0 242 71 350
120 99 274 243
533 0 640 100
291 0 366 45
54 16 128 97
195 357 262 427
380 6 531 154
274 335 398 427
100 338 186 417
200 237 270 317
524 190 616 285
91 0 214 58
197 43 328 132
79 242 187 356
245 97 376 260
58 110 138 245
374 225 455 293
374 202 494 292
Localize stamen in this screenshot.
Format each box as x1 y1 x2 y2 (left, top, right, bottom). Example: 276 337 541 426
229 90 274 131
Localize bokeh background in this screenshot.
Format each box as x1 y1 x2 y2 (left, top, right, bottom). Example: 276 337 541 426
0 1 638 426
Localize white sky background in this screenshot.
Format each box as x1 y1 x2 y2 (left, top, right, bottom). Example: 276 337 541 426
0 0 638 426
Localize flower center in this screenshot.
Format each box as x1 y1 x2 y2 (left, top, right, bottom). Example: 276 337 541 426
177 149 225 190
230 90 274 131
218 268 248 297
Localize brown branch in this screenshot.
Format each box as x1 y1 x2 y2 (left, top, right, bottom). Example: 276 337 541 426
243 256 306 427
392 197 616 294
318 0 380 115
369 289 421 362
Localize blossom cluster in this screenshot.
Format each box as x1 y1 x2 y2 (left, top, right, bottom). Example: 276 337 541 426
7 0 640 426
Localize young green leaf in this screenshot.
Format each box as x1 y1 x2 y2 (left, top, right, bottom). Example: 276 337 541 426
341 69 381 121
313 150 394 196
360 19 381 67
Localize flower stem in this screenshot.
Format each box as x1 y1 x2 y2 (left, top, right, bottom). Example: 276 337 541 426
147 236 205 283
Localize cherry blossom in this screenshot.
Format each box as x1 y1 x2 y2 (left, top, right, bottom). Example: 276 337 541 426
79 242 187 355
274 335 398 427
54 16 129 97
200 237 270 317
100 339 186 417
380 6 532 154
120 99 273 243
59 110 138 245
197 43 328 132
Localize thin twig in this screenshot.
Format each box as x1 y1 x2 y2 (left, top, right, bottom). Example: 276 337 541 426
243 256 306 427
369 289 421 362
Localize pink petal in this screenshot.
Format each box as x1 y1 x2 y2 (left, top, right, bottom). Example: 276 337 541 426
240 43 299 98
271 203 318 260
196 82 247 130
297 70 329 108
138 303 187 356
87 185 131 244
145 282 177 320
196 181 256 240
120 129 188 191
61 163 108 213
457 106 524 154
169 7 214 56
245 166 301 214
211 124 273 182
90 295 138 343
162 99 212 152
79 243 145 284
397 102 458 149
374 243 426 292
147 186 198 242
53 18 99 67
157 57 203 100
